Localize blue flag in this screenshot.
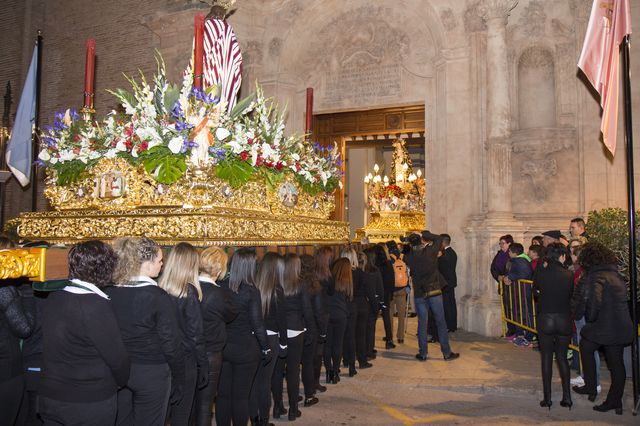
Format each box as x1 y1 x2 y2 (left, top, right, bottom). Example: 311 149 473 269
6 45 38 187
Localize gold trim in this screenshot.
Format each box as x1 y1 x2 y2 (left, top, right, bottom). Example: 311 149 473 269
0 248 47 281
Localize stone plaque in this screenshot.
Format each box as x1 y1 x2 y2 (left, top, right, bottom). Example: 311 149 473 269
323 64 401 106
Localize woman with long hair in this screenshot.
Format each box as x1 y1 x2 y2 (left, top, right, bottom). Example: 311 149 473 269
299 254 326 407
107 237 184 426
532 243 573 410
312 247 334 392
572 242 634 415
340 248 361 376
249 252 287 425
38 241 128 426
272 254 315 421
194 247 238 426
366 247 386 359
217 248 271 426
158 243 208 425
324 257 353 384
353 250 376 371
375 244 395 348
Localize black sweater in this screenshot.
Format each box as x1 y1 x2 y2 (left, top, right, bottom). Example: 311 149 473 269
223 282 269 351
105 284 184 382
405 235 444 298
40 289 130 402
282 290 316 339
199 278 238 353
355 270 378 313
532 261 573 315
306 280 330 339
263 286 288 348
0 283 34 381
169 285 207 372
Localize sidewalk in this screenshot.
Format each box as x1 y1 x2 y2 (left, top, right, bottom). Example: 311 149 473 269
291 317 637 425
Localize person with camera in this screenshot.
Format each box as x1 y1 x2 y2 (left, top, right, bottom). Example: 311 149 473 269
405 231 460 362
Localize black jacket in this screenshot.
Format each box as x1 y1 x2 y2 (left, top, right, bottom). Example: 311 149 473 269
405 234 444 298
169 285 207 373
379 261 395 296
0 283 34 381
306 278 331 339
438 247 458 289
359 270 381 313
223 282 269 351
40 288 130 402
572 264 634 346
263 285 288 348
105 284 185 384
283 290 316 336
199 278 238 353
532 260 573 315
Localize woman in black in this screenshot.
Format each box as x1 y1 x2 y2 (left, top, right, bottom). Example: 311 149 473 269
249 252 287 425
375 244 395 349
300 254 327 407
312 247 334 392
532 243 573 409
365 247 386 359
324 257 353 384
272 254 315 421
107 237 184 426
354 251 376 371
39 241 129 426
195 247 238 426
572 242 635 415
217 248 271 426
0 276 34 425
341 248 361 377
158 243 208 426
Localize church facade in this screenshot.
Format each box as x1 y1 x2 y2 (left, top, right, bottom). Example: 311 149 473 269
1 0 639 335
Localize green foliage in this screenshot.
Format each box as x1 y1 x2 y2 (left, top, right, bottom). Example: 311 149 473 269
230 94 254 120
52 159 94 185
139 146 187 185
215 159 254 188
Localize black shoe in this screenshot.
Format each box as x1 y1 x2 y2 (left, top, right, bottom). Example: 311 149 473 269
397 339 404 344
332 371 340 384
443 352 460 361
315 383 327 393
372 349 377 354
297 395 303 402
359 361 373 369
539 400 552 410
348 365 358 377
303 396 319 407
593 402 622 415
288 408 302 421
385 341 396 349
325 371 333 384
273 402 286 419
409 313 417 318
251 415 260 426
572 385 597 402
368 353 377 360
560 399 572 410
415 353 427 361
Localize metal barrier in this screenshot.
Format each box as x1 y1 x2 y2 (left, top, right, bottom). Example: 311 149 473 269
499 279 579 352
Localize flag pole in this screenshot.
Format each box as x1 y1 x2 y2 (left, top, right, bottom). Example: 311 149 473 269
31 30 42 213
621 34 639 415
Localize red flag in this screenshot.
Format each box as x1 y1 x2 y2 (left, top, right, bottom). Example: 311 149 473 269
578 0 632 155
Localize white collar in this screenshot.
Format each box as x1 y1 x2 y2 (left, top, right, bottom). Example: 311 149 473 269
198 275 219 286
64 278 110 300
122 275 158 287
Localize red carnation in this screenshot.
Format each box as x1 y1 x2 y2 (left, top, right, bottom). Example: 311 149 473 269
239 151 250 161
275 162 283 171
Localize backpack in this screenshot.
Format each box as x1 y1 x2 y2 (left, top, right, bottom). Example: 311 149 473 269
390 253 409 287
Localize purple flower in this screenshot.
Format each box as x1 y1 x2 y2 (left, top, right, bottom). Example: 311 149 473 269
209 147 226 159
34 160 45 167
175 120 193 131
170 102 184 119
336 159 344 167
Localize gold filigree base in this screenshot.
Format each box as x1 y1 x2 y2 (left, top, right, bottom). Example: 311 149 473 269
14 207 350 246
355 211 425 243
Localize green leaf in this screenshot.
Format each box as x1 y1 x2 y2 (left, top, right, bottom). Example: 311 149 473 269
140 146 187 185
107 88 136 109
215 159 254 188
53 160 91 185
206 84 222 102
164 83 181 113
260 167 284 191
230 94 254 119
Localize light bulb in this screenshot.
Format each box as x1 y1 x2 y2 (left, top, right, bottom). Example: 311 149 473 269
402 163 408 171
383 175 389 183
416 169 422 178
373 164 379 173
367 173 373 180
373 175 381 183
364 176 370 183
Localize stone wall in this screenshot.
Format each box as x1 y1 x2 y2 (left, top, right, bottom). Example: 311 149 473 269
1 0 639 336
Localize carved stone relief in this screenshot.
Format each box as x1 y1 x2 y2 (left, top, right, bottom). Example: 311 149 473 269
242 40 263 67
440 8 458 31
520 157 557 201
518 0 546 37
268 37 283 57
464 1 487 32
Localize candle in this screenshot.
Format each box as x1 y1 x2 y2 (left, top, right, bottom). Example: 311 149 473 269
83 38 96 109
305 88 313 136
193 13 205 89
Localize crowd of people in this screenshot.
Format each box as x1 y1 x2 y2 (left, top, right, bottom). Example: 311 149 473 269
0 232 461 426
490 218 636 415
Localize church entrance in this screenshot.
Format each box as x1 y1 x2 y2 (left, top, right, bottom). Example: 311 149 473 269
313 105 426 239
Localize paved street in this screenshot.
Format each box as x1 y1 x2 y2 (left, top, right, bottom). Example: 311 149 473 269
286 318 637 425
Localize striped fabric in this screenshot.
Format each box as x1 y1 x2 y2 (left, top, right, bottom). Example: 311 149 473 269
203 18 243 111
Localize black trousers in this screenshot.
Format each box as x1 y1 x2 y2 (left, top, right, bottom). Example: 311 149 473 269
249 334 278 419
342 305 356 368
116 362 171 426
216 337 260 426
272 333 304 409
366 306 379 357
382 291 392 341
537 313 571 401
17 356 43 426
301 336 317 398
0 375 24 426
40 394 116 426
442 287 457 331
167 354 197 426
193 351 222 426
324 316 347 373
354 297 369 365
580 337 627 406
313 339 325 387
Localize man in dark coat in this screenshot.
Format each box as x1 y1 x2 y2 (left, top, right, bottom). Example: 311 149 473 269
438 234 458 332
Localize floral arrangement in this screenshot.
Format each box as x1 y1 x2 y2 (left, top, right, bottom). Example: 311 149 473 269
37 56 342 195
377 184 404 199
